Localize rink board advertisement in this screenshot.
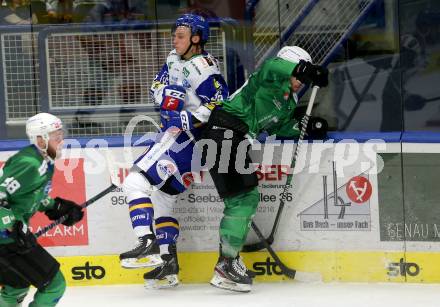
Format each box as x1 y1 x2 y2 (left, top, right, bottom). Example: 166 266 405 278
0 155 88 246
3 140 440 284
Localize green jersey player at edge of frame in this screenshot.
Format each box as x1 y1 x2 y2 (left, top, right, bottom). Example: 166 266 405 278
0 113 84 306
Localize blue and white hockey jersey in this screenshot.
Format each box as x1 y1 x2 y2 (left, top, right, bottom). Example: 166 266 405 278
137 50 229 194
151 49 228 123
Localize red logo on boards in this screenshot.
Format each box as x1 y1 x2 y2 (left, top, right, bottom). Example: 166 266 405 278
346 176 372 204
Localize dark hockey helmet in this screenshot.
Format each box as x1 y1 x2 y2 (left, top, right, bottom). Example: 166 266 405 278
174 13 209 43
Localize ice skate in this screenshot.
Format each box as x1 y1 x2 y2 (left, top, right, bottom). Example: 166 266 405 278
144 251 179 289
218 245 256 279
119 234 163 269
239 256 256 279
210 255 253 293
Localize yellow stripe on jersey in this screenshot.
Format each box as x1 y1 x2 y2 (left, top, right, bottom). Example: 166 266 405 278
156 221 179 229
151 81 164 90
204 100 222 111
129 203 153 212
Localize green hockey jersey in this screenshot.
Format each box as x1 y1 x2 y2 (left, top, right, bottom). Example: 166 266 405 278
0 145 55 243
223 57 300 138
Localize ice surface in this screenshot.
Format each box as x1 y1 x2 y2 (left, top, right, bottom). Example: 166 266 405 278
22 282 440 307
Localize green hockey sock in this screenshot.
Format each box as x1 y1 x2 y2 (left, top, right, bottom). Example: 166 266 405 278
220 188 259 257
30 271 66 307
0 285 29 307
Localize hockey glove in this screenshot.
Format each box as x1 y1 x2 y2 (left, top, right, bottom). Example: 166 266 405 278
45 197 84 226
161 84 186 111
311 66 329 88
160 84 195 131
299 116 329 140
9 220 37 254
160 110 195 131
292 60 315 85
308 116 328 139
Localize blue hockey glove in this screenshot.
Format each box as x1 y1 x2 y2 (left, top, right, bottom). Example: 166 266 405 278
161 84 186 111
160 84 196 131
161 110 195 131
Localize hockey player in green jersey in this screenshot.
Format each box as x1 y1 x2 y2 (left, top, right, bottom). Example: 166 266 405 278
0 113 84 306
203 46 329 292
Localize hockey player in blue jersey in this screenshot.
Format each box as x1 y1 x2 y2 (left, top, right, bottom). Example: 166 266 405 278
119 13 229 289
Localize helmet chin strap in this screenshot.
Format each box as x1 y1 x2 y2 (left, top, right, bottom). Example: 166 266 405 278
35 135 56 162
46 146 57 162
181 35 203 59
181 38 194 59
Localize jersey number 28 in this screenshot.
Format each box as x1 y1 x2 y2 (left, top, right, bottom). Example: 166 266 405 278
1 177 21 194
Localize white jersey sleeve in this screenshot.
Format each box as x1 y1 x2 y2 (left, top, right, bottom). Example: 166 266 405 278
181 52 229 122
150 51 181 105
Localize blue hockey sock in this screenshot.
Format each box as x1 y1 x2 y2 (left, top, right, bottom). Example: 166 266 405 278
155 216 179 254
129 197 154 237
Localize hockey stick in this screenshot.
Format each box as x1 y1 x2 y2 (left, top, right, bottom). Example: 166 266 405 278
134 124 201 174
35 184 117 238
250 221 296 279
35 125 193 238
134 127 181 173
243 86 319 252
250 220 322 281
35 150 121 238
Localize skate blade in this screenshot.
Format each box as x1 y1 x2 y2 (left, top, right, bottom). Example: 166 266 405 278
210 273 251 293
144 275 179 289
120 254 163 269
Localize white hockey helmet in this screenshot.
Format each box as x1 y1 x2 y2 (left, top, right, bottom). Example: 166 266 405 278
26 113 63 146
277 46 312 64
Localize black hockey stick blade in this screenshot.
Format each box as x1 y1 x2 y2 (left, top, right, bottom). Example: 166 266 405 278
250 221 296 278
35 184 117 238
250 221 322 282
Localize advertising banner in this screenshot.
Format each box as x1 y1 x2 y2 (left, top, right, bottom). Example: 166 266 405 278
3 140 440 284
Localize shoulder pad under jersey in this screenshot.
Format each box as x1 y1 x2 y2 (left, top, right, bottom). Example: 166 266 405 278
166 50 181 68
183 53 222 84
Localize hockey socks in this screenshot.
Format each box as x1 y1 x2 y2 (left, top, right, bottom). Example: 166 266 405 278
120 198 162 268
128 197 154 237
155 216 179 246
220 189 259 257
